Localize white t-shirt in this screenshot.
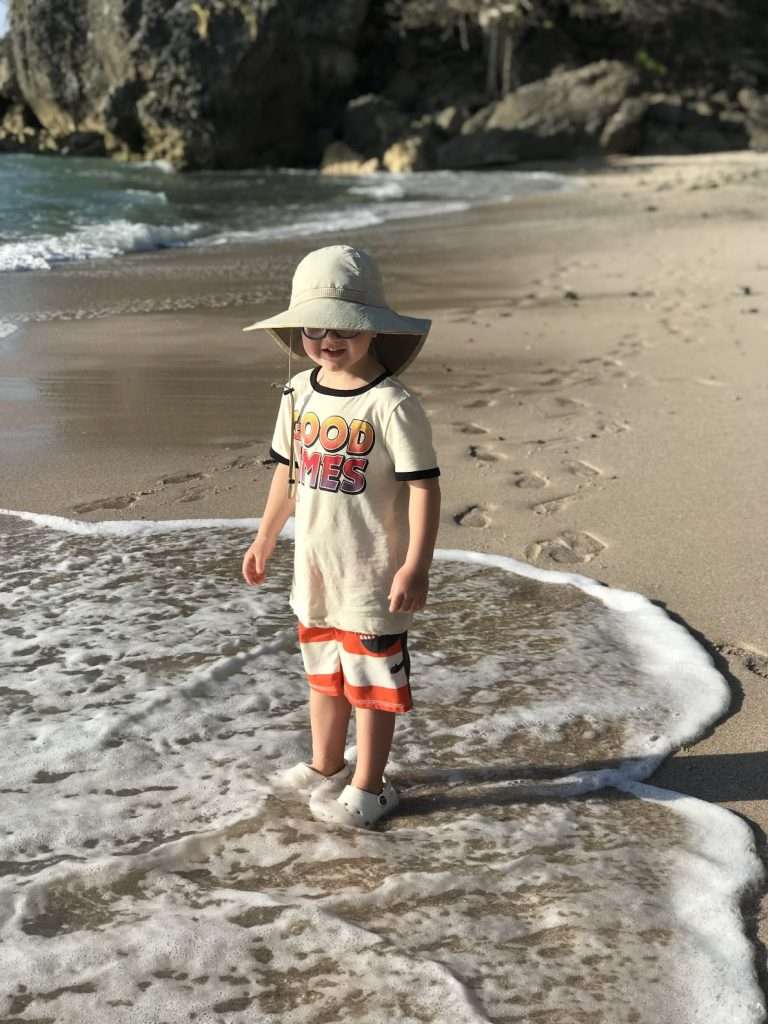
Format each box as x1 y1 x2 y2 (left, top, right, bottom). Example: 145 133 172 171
270 366 440 635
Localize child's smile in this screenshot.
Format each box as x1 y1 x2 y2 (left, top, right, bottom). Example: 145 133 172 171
321 343 346 359
302 330 382 384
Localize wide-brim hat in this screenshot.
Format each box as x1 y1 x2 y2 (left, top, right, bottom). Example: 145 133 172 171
242 244 431 376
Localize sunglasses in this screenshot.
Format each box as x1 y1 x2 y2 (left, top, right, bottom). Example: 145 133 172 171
301 328 362 341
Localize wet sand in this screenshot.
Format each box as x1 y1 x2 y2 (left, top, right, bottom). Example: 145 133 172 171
1 150 767 976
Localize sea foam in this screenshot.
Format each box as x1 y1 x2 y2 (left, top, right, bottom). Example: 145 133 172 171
0 219 203 272
0 158 576 273
0 510 763 1023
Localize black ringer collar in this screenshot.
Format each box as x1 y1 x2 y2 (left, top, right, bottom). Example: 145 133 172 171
310 366 390 396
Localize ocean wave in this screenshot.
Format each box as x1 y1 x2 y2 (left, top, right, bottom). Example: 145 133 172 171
123 188 169 203
0 219 204 272
132 158 177 174
198 199 470 248
0 163 575 272
347 179 407 200
0 198 471 271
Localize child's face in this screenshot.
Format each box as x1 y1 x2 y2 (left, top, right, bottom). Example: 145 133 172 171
301 329 378 377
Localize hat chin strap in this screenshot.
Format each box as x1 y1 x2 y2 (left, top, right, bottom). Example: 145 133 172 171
286 333 300 500
271 332 300 500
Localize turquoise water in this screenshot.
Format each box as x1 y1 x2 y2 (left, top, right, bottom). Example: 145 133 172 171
0 152 572 272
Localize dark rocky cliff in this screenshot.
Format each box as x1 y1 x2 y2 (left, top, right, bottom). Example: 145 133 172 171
5 0 369 166
2 0 768 170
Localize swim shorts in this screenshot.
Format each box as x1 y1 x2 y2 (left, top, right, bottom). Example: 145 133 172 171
297 622 413 713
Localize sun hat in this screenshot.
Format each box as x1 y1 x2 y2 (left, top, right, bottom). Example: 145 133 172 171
242 244 432 377
245 244 431 498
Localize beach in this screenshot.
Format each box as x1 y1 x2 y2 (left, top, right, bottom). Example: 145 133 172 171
2 149 767 1005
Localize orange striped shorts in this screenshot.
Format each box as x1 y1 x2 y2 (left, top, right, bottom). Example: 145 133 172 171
297 622 413 713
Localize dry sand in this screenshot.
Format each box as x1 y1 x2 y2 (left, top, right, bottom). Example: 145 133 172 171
2 150 767 980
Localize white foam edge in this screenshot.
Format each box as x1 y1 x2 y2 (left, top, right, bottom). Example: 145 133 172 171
132 158 176 174
2 506 763 1000
1 509 731 784
1 509 731 742
434 546 731 756
5 766 765 1024
614 779 767 1023
0 508 267 536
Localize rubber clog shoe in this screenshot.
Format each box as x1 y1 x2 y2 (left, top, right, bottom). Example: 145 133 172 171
310 779 400 830
273 760 352 794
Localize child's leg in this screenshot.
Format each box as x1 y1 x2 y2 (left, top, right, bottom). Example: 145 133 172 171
352 708 396 794
337 629 412 794
298 622 351 776
309 688 352 776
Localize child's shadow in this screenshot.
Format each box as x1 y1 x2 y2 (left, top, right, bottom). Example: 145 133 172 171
391 749 768 820
389 759 632 819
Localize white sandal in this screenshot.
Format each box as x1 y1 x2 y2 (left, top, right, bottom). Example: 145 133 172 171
310 779 400 829
273 760 352 793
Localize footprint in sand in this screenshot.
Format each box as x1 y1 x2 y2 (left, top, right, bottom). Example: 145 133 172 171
453 422 491 435
608 333 654 357
531 494 578 516
525 530 606 565
157 471 206 486
541 396 591 417
454 504 493 528
177 486 210 504
659 316 699 345
468 445 506 464
463 398 497 409
71 493 138 514
222 455 262 471
714 642 768 680
511 470 548 489
593 415 631 434
563 459 602 481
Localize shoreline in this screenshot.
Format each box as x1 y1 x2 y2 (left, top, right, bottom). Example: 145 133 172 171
1 150 767 974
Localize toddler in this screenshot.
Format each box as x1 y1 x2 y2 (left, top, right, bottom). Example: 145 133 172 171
241 244 440 829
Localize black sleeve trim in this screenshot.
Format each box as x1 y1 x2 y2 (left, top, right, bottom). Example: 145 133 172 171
394 467 441 481
269 447 290 466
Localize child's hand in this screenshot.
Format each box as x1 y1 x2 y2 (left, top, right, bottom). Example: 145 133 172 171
242 536 275 585
388 564 429 613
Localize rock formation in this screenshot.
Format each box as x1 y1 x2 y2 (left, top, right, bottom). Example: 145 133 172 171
1 0 767 170
737 88 768 151
436 61 639 169
6 0 369 168
320 141 379 175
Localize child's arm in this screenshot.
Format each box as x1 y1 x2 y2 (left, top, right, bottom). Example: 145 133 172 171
388 477 441 613
242 462 296 585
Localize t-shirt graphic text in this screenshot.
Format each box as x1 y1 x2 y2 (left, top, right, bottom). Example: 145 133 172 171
293 412 375 495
